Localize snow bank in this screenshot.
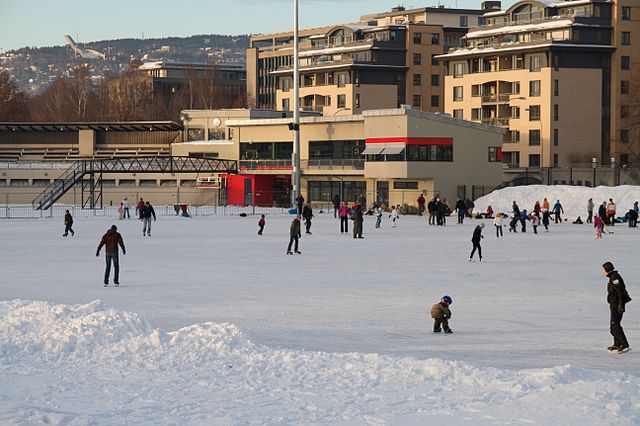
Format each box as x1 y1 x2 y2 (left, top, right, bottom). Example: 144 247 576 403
475 185 640 219
1 299 639 424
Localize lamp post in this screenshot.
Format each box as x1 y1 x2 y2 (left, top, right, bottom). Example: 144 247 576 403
291 0 301 207
333 107 351 116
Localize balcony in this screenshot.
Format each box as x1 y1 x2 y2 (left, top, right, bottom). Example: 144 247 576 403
481 118 510 127
481 94 518 104
239 160 292 173
301 159 365 170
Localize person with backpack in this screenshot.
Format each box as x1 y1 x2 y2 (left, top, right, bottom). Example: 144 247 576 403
96 225 126 286
141 201 156 236
431 295 453 334
606 199 617 226
339 201 351 234
63 209 74 237
602 261 631 354
469 223 485 261
257 214 266 235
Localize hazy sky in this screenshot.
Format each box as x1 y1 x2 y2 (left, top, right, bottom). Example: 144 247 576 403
1 0 518 51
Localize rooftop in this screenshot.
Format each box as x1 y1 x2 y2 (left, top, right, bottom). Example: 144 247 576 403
0 122 183 132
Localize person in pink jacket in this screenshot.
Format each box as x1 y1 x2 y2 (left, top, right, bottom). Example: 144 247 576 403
594 215 604 239
338 201 351 234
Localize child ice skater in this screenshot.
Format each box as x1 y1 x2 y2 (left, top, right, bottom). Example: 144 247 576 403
258 214 265 235
375 205 383 228
390 205 399 228
594 214 604 239
431 295 453 333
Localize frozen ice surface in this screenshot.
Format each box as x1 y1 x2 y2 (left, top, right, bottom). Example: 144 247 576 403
1 188 639 424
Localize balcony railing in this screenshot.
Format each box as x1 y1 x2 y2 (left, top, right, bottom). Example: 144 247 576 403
481 118 510 127
239 160 292 172
301 159 365 170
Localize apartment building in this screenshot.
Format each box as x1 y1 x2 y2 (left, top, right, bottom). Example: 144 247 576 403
175 107 504 207
247 5 490 116
438 0 640 179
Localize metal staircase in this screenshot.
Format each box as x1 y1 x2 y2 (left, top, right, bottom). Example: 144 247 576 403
33 156 238 210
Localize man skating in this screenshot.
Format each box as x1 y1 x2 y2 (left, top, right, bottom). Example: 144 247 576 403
96 225 126 286
353 202 364 239
602 261 631 354
469 223 485 261
286 215 302 255
302 203 313 234
63 209 75 237
552 200 564 223
141 201 156 236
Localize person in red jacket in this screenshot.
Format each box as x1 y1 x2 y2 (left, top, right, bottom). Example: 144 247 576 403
258 214 265 235
136 198 145 219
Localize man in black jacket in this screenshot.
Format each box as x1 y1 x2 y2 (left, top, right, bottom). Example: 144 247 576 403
469 223 485 261
302 203 313 234
603 261 631 353
141 201 156 236
353 203 364 239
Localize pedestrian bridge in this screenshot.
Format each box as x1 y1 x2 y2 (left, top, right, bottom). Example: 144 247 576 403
33 156 237 210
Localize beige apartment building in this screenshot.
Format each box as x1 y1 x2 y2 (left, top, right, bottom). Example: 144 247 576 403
247 4 493 116
174 107 504 207
438 0 640 180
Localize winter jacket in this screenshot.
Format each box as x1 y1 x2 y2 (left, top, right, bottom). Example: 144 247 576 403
552 202 564 214
290 218 301 237
607 270 632 312
532 215 540 226
542 211 551 225
258 217 265 226
141 204 156 220
598 204 607 218
428 200 436 213
431 302 451 319
534 203 541 214
587 200 594 212
353 204 364 222
375 208 383 218
455 199 466 212
512 203 520 217
302 205 313 220
417 196 426 207
594 216 604 230
493 216 503 226
64 212 73 226
606 202 616 215
471 225 483 243
390 210 399 220
338 205 351 218
542 199 550 211
97 229 125 254
332 196 340 209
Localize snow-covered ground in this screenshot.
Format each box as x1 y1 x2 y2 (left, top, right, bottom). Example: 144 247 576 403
1 189 639 424
475 184 640 219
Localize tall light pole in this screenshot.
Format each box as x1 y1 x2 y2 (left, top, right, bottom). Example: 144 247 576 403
291 0 301 206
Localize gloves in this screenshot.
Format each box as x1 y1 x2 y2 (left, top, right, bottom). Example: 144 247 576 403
122 249 126 255
96 252 99 257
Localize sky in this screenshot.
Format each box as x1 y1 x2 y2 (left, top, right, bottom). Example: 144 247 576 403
0 0 518 52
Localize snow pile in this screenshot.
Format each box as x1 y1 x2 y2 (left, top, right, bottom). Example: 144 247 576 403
475 185 640 218
1 299 639 424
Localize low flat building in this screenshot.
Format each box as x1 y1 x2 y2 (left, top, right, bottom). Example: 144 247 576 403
175 107 505 207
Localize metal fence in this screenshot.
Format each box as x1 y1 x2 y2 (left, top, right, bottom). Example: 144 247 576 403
0 204 290 219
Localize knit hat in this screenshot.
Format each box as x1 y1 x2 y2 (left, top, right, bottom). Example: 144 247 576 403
480 223 485 228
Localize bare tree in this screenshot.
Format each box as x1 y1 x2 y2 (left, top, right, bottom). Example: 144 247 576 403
0 70 27 120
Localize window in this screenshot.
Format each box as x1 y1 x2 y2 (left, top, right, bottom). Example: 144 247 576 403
488 147 501 162
282 98 290 111
621 105 630 119
393 181 419 189
530 55 541 71
431 95 440 107
622 56 630 70
622 80 630 94
208 129 225 140
308 180 365 202
431 33 440 45
622 7 631 20
471 108 481 121
413 74 422 86
554 104 559 121
554 154 559 166
337 94 346 108
621 32 631 45
453 62 464 77
472 85 481 97
528 105 541 120
554 79 559 96
337 72 348 87
282 78 291 92
554 128 559 146
413 95 422 108
413 32 422 44
309 140 365 159
460 16 468 27
355 93 360 109
529 154 540 167
406 144 453 161
453 86 463 101
187 128 204 141
354 73 360 87
503 151 520 165
529 130 541 145
508 130 520 142
413 53 422 65
529 80 541 96
511 107 520 119
453 109 463 119
621 129 630 144
432 54 439 66
431 74 440 86
621 154 629 166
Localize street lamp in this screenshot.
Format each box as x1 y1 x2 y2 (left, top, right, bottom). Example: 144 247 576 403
333 107 351 116
291 0 301 207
